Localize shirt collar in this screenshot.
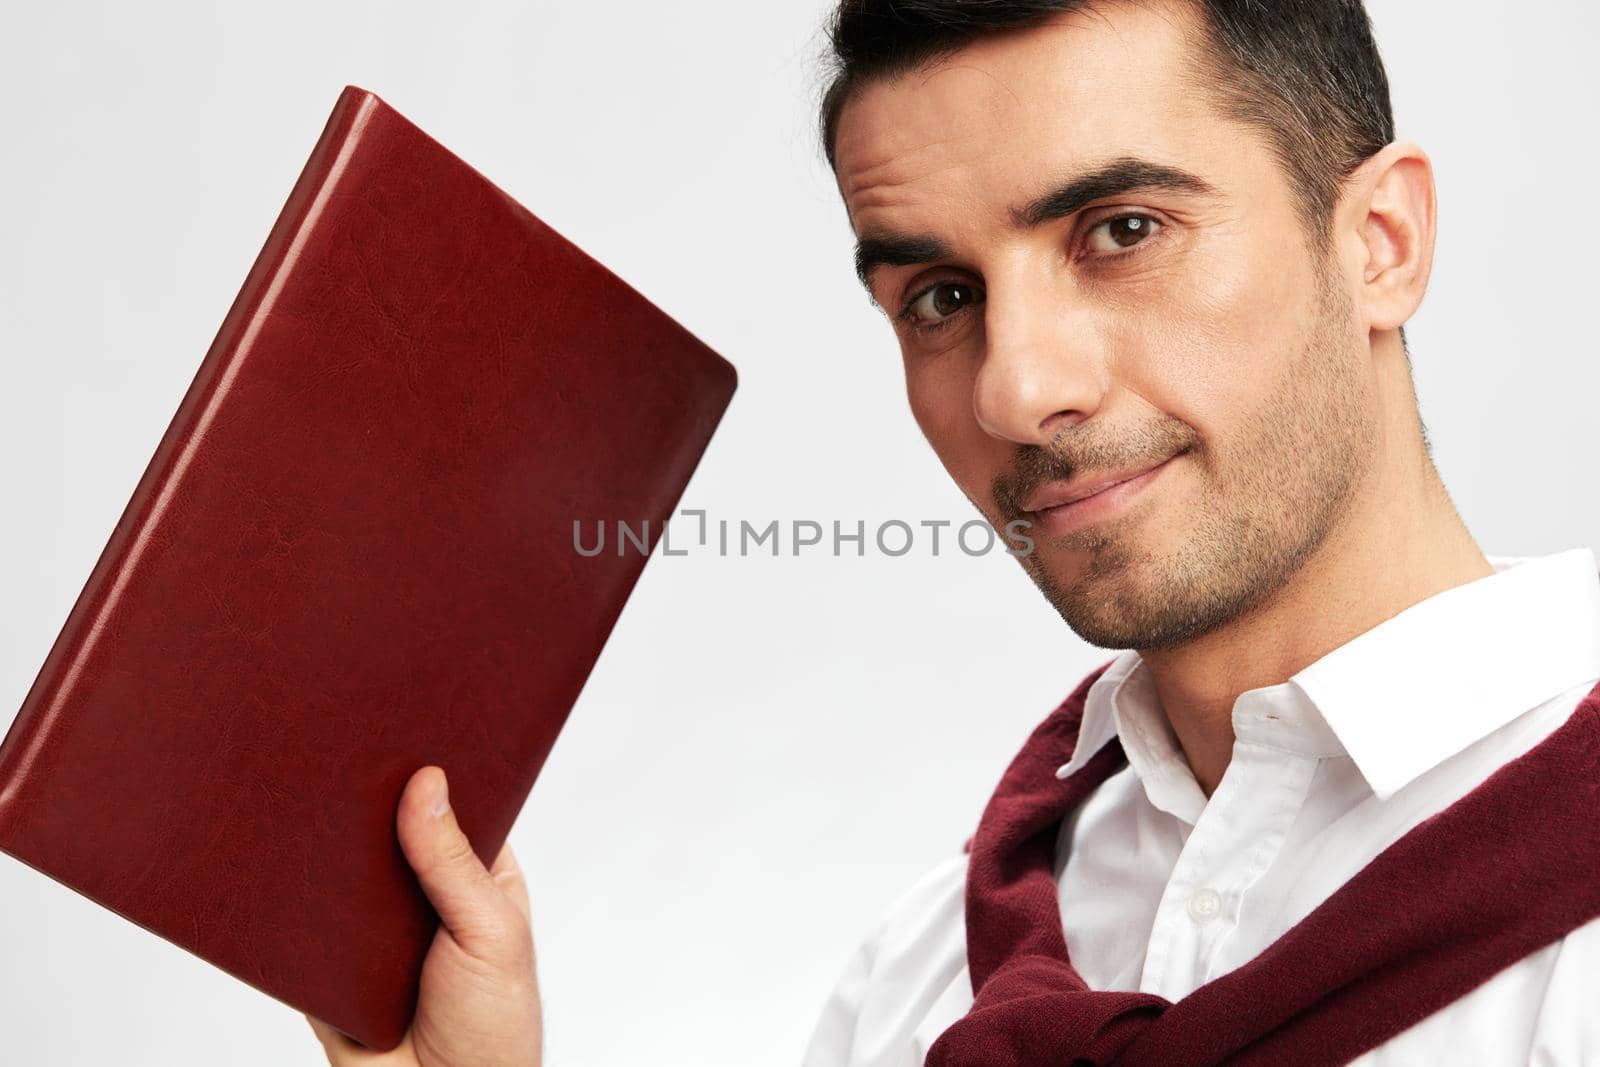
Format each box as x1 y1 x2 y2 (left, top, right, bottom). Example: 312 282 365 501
1055 548 1600 803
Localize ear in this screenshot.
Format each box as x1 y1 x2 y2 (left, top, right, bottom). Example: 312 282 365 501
1337 141 1437 333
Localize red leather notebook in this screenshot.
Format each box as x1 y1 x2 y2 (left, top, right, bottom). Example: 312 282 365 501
0 85 735 1050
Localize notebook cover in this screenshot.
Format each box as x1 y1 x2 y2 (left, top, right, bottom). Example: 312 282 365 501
0 85 736 1050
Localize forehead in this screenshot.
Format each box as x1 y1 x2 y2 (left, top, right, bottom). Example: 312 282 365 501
832 2 1234 231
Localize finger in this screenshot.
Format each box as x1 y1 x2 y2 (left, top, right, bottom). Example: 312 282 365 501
489 842 533 925
396 766 515 956
305 1014 378 1065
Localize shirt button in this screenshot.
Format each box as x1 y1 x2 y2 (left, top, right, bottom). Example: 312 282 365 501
1187 888 1223 925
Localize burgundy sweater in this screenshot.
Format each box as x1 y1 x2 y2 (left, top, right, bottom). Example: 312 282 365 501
926 662 1600 1066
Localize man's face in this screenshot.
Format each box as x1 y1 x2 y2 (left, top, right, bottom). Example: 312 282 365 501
833 1 1378 650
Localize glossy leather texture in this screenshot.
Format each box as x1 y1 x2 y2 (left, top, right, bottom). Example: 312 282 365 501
0 85 736 1050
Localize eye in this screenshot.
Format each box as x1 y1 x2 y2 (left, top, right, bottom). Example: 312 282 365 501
1085 213 1163 255
899 280 985 333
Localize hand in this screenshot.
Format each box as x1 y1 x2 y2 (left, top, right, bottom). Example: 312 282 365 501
307 766 542 1066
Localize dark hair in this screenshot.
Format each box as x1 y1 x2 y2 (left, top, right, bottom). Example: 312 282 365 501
818 0 1397 251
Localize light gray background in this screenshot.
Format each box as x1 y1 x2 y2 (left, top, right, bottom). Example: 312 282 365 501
0 2 1595 1064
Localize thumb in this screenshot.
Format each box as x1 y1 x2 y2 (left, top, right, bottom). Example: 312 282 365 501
397 766 516 957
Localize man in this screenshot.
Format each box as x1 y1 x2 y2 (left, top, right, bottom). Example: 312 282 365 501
312 1 1600 1064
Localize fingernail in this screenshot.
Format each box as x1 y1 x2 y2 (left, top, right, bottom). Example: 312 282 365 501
430 774 450 818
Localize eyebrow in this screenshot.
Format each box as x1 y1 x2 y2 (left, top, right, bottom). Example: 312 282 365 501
852 156 1217 298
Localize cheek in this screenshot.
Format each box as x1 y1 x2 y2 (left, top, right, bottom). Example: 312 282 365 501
1121 225 1315 442
906 357 1007 501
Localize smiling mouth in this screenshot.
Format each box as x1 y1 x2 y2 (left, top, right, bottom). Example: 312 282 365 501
1021 453 1180 537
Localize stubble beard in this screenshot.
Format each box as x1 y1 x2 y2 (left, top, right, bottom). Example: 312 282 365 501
1020 266 1377 651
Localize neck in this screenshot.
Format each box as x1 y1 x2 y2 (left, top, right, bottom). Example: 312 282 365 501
1137 341 1492 797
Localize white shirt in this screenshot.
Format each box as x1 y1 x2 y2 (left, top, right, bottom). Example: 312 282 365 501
803 548 1600 1067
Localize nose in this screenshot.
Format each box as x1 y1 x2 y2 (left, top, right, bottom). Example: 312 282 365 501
971 274 1108 447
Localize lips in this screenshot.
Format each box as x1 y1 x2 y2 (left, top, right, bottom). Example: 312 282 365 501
1020 457 1172 515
